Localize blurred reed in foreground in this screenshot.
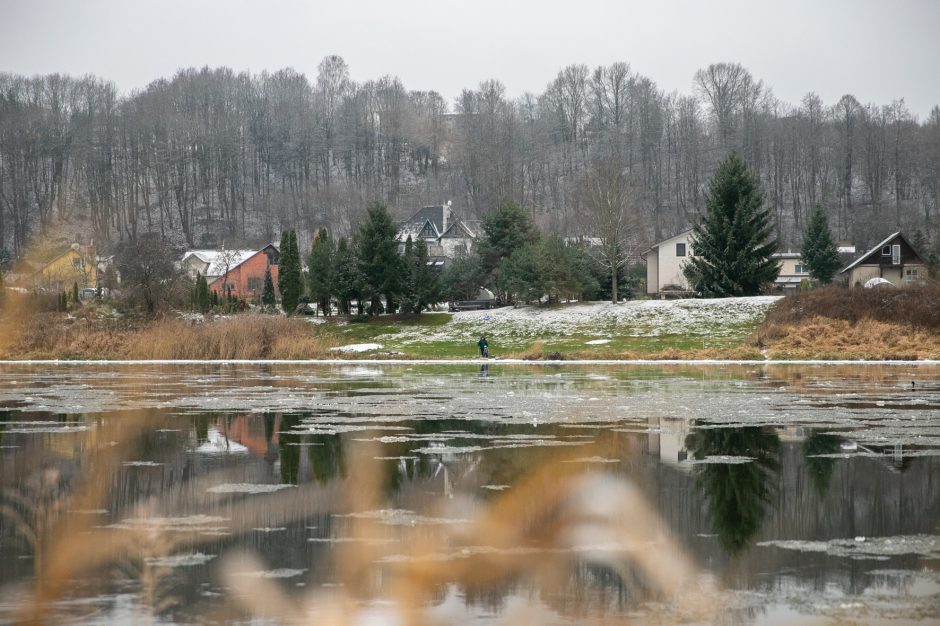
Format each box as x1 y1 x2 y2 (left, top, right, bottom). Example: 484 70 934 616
1 408 720 625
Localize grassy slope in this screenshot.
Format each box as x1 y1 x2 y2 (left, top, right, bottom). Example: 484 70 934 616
323 299 774 359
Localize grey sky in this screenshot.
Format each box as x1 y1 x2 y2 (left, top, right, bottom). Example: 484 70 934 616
1 0 938 118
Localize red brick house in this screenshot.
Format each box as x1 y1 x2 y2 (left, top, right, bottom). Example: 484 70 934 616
208 244 280 300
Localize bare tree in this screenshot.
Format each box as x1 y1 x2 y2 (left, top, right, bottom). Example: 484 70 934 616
581 155 639 303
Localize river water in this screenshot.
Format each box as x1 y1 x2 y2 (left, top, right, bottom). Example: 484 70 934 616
0 363 938 624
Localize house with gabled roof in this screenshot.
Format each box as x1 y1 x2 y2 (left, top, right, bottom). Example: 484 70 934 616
181 244 280 300
643 230 694 296
397 202 479 263
840 231 926 287
25 243 97 291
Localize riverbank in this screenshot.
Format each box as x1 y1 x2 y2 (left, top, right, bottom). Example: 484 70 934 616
0 288 936 360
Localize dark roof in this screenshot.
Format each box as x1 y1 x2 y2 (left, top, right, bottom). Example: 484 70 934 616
440 221 475 239
840 231 923 273
404 206 450 233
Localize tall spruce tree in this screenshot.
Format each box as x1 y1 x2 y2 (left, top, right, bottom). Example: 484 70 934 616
333 237 363 314
261 265 276 306
357 202 402 315
277 231 290 305
308 227 335 315
683 152 779 296
412 237 440 313
278 229 302 314
400 236 418 314
800 205 841 284
194 272 210 313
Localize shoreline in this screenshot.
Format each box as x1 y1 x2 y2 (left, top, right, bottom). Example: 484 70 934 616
1 358 938 366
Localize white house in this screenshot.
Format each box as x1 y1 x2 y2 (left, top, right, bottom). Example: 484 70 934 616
645 230 812 295
771 252 809 292
397 202 479 263
643 230 694 296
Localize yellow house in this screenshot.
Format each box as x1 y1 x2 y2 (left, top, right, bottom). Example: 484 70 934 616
32 243 97 291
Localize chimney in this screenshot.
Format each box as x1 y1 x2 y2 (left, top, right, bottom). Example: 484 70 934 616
443 200 452 232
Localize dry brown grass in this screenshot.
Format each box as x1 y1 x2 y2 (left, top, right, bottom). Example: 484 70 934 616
503 339 547 360
750 283 940 360
753 316 940 360
0 311 337 360
124 315 336 360
765 283 940 329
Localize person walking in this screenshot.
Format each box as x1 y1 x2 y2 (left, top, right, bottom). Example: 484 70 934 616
477 335 489 358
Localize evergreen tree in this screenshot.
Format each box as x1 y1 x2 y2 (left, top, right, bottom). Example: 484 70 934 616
357 202 402 315
498 244 542 304
333 237 363 315
72 281 80 303
684 152 779 296
277 230 290 309
412 237 441 313
194 272 210 313
800 205 841 284
278 229 302 314
476 201 538 277
441 255 484 303
308 227 335 315
261 265 276 306
399 236 418 314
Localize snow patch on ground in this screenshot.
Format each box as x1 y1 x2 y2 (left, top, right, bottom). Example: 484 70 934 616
585 339 611 345
378 296 782 345
331 343 382 353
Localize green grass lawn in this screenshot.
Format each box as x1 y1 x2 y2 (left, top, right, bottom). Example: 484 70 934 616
316 311 763 359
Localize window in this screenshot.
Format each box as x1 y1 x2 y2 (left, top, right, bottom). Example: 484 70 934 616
892 244 901 265
905 268 919 282
676 243 686 257
266 250 279 266
882 246 891 256
247 277 263 291
795 264 806 274
72 258 84 269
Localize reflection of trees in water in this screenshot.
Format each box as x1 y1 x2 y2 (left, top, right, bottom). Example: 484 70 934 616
278 414 302 484
802 431 841 498
685 425 780 555
308 433 345 483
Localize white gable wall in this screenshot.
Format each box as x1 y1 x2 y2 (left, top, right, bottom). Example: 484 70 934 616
646 231 693 294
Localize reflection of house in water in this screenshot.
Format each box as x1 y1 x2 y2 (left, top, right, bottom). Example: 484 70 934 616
215 414 280 460
647 416 691 471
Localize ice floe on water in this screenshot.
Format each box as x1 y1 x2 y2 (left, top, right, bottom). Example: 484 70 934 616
122 461 163 467
206 483 295 494
107 515 229 533
233 568 307 579
144 553 216 568
757 535 940 559
334 509 471 526
252 527 287 533
561 456 620 464
684 455 755 465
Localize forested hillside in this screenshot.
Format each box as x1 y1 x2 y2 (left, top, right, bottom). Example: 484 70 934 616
1 56 938 258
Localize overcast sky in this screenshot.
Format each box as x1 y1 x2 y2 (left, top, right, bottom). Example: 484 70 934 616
1 0 938 118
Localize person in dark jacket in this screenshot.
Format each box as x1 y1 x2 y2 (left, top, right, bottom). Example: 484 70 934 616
477 335 489 358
